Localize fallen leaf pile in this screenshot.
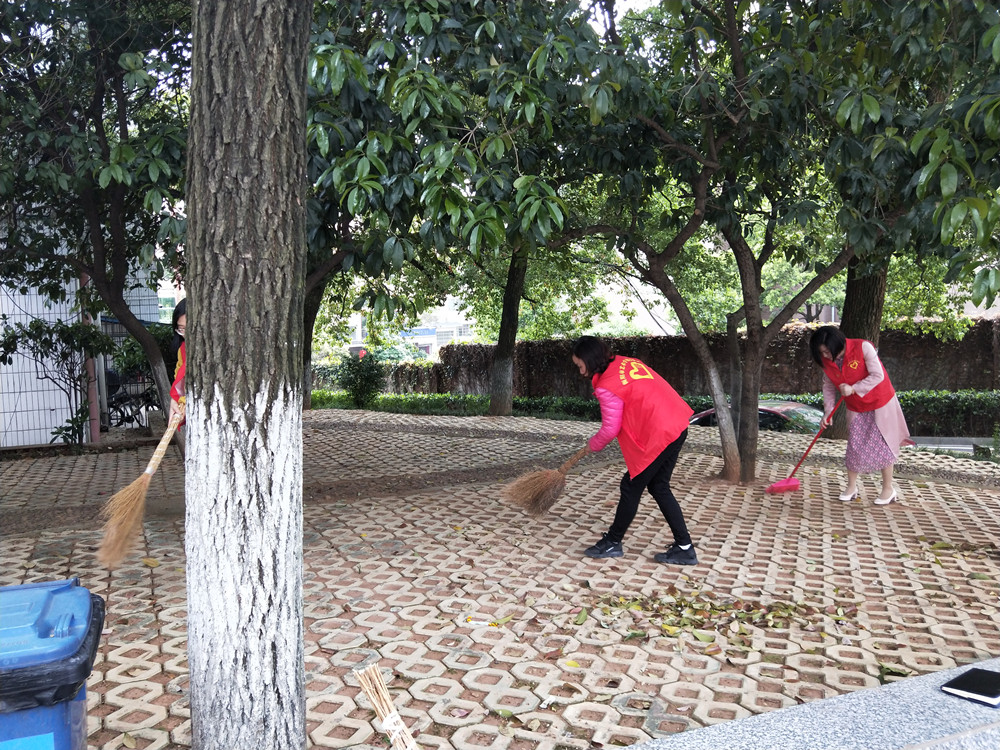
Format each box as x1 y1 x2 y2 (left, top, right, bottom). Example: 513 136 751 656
592 584 859 641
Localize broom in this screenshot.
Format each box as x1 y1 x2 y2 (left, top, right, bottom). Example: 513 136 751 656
354 663 420 750
502 445 590 517
765 397 843 494
96 411 183 568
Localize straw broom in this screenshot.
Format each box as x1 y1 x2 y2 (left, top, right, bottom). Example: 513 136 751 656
96 411 183 569
501 445 590 517
354 663 420 750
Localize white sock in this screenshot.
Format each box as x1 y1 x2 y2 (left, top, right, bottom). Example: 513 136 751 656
679 544 692 550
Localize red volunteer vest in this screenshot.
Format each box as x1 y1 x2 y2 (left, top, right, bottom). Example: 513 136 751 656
592 356 693 477
170 341 186 403
821 338 895 412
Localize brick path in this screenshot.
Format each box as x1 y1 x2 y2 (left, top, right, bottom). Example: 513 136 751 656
2 410 999 750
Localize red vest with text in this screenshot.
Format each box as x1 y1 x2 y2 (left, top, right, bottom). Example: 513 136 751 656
592 355 693 477
821 338 895 412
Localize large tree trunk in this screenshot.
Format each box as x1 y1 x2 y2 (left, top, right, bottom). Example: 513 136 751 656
827 257 889 439
735 344 764 482
488 245 527 416
646 265 742 481
185 0 310 747
840 257 889 345
302 282 327 410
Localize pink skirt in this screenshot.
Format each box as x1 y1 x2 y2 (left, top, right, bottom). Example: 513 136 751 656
845 410 896 473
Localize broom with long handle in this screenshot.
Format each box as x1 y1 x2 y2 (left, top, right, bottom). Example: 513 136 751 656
97 411 183 568
765 397 844 494
355 663 420 750
502 445 590 517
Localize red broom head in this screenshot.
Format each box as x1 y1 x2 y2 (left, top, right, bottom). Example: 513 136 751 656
765 477 800 494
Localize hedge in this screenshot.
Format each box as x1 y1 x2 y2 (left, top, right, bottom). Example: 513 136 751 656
311 389 1000 437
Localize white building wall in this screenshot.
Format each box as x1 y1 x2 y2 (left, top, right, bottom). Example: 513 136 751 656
1 284 82 448
1 276 160 448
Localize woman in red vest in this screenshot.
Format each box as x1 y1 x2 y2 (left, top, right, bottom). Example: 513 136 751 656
809 326 910 505
168 298 186 424
571 336 698 565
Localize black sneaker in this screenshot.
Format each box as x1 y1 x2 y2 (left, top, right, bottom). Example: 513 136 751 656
584 535 624 559
653 543 698 565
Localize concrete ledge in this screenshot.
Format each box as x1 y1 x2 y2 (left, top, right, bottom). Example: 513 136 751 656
636 659 1000 750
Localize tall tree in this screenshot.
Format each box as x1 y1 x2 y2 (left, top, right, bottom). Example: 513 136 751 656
557 0 855 481
184 0 311 746
820 1 1000 332
308 0 605 414
0 0 190 410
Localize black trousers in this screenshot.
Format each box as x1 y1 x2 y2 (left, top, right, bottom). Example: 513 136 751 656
606 429 691 546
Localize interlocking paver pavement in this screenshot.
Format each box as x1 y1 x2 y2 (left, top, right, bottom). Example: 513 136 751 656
2 410 1000 750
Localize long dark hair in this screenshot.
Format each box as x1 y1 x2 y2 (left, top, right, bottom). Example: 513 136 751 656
572 336 613 376
809 325 846 366
171 297 186 356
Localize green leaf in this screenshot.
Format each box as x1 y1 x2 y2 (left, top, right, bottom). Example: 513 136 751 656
916 162 937 199
524 101 536 125
574 608 588 625
315 126 329 158
909 128 930 156
862 94 880 123
835 95 855 128
939 163 958 200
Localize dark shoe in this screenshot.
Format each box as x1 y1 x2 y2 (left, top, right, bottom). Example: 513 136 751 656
584 535 624 559
654 543 698 565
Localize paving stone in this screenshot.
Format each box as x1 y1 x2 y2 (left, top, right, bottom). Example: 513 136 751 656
4 413 1000 750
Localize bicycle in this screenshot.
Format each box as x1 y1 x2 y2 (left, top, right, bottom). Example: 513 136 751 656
107 373 161 428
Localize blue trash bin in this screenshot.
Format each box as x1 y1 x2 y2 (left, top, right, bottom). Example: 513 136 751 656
0 578 105 750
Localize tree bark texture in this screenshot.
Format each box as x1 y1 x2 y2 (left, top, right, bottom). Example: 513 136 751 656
185 0 311 747
302 282 327 410
488 245 528 417
840 257 889 346
828 258 889 440
645 264 741 481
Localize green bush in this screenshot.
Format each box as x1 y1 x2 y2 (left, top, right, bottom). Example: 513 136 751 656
113 323 174 377
896 389 1000 437
312 362 339 390
310 390 352 409
335 352 387 407
307 387 1000 438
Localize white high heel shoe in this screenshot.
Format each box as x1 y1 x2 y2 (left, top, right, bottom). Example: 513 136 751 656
838 489 858 502
873 490 898 506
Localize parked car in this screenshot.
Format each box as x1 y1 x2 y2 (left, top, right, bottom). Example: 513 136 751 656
689 399 824 434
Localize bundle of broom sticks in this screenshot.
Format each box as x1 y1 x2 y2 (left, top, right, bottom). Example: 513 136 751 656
96 411 183 569
501 445 590 517
354 663 420 750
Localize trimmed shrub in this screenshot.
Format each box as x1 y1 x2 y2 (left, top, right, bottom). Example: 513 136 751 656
335 352 387 408
308 387 1000 438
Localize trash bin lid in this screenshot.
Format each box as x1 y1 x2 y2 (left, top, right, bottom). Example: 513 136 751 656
0 578 93 671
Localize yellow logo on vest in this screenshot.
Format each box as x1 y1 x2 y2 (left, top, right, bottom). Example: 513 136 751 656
620 359 654 384
848 359 860 370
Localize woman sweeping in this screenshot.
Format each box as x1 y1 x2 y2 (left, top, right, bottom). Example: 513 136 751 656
168 298 186 423
809 326 910 505
572 336 698 565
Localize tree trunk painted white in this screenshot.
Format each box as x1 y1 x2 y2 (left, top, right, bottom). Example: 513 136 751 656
185 0 311 746
185 391 304 748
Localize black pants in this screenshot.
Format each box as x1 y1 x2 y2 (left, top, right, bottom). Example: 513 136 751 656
606 430 691 546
